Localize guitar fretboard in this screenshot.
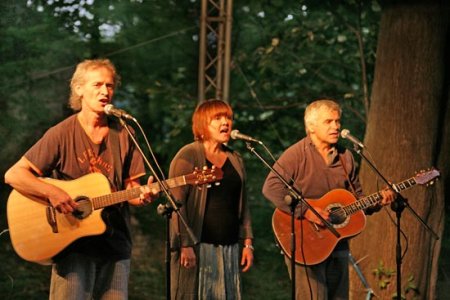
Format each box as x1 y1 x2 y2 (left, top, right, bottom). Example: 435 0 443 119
92 176 186 209
342 177 416 216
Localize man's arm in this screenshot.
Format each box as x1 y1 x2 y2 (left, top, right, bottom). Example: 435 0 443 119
262 148 305 217
4 157 78 214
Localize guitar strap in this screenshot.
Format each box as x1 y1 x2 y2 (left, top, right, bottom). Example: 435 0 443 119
108 121 130 235
339 154 358 198
109 122 123 190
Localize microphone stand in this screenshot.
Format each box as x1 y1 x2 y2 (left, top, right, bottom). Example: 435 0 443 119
352 144 439 299
156 201 181 299
348 253 375 300
117 118 198 300
284 192 300 300
244 142 340 299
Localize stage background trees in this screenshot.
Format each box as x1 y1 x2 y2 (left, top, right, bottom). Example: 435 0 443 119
351 2 449 299
0 1 447 298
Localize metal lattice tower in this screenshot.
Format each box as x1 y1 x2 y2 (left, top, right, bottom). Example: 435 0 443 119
198 0 233 103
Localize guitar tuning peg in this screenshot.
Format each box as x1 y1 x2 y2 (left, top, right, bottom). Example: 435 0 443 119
197 186 203 191
215 182 220 186
207 184 211 188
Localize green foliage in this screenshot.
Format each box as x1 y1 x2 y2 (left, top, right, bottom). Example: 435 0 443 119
0 0 400 299
372 261 420 300
390 275 420 300
231 0 381 151
0 1 84 173
402 275 420 299
372 260 395 289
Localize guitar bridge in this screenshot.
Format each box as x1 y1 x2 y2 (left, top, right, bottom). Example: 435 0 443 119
46 206 58 233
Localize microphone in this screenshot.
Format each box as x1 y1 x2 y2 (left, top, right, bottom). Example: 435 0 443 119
104 104 135 121
340 129 365 148
230 130 261 144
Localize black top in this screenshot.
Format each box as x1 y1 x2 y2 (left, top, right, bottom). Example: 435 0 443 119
201 158 242 245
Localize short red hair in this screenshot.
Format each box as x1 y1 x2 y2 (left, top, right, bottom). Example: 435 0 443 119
192 99 233 141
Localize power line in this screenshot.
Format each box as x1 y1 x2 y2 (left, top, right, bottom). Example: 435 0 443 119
26 26 197 81
234 63 288 148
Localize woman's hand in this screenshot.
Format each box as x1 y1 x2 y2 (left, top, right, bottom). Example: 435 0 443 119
180 247 196 269
241 246 254 272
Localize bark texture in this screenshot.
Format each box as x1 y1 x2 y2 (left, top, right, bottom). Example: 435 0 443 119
349 2 449 300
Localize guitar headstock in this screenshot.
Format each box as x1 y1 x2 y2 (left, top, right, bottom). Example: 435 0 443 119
414 168 440 186
185 166 224 187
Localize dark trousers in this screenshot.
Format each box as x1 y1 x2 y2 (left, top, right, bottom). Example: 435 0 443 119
284 249 349 300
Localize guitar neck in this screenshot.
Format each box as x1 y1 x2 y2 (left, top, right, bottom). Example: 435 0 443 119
344 176 417 215
92 176 186 209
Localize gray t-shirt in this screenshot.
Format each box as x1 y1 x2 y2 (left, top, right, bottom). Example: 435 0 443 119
24 114 145 260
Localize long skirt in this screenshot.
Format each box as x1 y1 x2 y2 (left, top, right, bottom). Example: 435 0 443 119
198 243 241 300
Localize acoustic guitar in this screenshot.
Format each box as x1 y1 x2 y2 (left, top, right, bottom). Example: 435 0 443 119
272 168 440 265
7 167 222 265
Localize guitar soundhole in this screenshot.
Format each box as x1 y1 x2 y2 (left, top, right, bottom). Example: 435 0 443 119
327 205 349 228
72 197 93 220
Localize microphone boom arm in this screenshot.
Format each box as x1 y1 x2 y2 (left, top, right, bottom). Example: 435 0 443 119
244 142 340 238
353 147 439 240
117 118 198 244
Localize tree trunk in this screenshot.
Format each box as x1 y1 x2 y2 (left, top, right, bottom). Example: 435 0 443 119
350 2 449 300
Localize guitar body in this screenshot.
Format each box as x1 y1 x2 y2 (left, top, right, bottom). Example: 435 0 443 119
7 166 224 265
7 173 110 265
272 189 366 266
